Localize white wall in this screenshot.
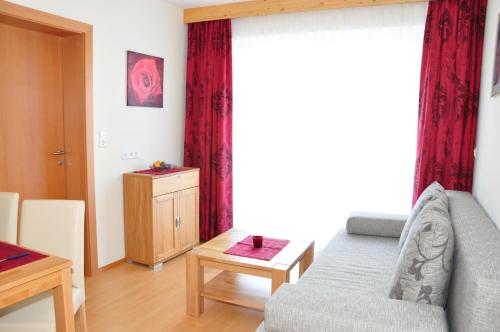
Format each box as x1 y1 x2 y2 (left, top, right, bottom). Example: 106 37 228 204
7 0 187 266
473 0 500 229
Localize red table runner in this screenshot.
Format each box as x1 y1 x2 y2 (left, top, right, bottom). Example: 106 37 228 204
134 168 186 176
0 242 48 272
224 236 290 261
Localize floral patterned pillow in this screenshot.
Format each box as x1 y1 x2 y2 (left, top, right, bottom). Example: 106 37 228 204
389 198 454 307
398 181 448 251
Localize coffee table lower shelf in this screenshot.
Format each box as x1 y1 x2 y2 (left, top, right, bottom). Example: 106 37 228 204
202 271 270 311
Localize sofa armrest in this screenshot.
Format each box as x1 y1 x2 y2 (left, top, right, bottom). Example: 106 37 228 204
346 212 408 238
264 284 448 332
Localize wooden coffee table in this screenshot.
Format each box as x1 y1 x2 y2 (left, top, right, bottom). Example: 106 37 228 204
186 229 314 317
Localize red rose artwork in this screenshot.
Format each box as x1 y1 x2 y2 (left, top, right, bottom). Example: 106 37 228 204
127 51 164 107
493 16 500 97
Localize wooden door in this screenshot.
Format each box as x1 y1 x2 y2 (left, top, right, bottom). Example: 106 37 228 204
154 193 176 261
0 23 66 200
175 187 199 252
0 1 98 276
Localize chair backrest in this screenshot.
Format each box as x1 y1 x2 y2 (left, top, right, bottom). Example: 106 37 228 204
19 200 85 292
0 192 19 244
446 191 500 332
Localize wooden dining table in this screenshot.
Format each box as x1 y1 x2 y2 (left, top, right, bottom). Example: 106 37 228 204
0 253 75 331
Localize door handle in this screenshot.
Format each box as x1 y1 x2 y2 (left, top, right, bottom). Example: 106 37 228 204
52 150 65 156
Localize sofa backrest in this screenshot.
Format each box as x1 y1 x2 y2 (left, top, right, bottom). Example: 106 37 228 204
446 191 500 332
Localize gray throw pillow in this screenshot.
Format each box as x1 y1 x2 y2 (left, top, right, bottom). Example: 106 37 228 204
398 181 448 250
389 198 454 307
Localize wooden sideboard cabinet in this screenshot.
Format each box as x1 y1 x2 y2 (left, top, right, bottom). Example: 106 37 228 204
123 168 200 269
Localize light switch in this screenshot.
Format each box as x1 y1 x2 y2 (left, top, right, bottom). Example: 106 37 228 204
98 130 108 148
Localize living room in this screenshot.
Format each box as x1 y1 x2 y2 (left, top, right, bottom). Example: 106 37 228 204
0 0 499 331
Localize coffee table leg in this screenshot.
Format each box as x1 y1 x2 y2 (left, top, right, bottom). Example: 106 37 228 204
186 250 204 317
299 242 314 277
272 264 290 294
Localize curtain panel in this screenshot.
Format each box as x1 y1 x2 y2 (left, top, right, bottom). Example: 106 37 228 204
413 0 488 203
184 19 233 241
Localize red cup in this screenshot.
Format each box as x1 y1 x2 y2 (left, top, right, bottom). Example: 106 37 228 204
252 235 263 248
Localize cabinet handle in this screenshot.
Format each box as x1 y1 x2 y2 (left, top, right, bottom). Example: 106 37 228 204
175 216 180 228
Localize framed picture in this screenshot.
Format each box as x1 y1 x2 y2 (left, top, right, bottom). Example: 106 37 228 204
127 51 164 107
492 15 500 97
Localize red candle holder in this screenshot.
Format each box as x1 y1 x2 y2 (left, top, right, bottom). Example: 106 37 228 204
252 235 263 248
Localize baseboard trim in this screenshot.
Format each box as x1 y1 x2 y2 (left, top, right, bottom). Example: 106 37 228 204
98 258 125 273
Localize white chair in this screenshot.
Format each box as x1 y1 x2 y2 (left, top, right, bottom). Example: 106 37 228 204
0 192 19 244
0 200 88 332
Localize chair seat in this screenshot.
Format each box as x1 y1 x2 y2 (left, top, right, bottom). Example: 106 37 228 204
298 229 400 295
0 287 84 332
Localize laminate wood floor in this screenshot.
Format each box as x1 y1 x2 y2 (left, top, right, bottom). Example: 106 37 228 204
84 253 264 332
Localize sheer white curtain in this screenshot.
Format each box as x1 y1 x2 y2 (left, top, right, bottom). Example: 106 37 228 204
232 3 428 250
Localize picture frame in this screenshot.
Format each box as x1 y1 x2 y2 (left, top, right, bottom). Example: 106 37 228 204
492 14 500 97
127 51 164 108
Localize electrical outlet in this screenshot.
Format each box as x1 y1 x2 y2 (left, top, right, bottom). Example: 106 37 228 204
121 150 139 160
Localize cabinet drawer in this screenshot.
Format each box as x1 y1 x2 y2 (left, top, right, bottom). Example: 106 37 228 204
152 171 199 196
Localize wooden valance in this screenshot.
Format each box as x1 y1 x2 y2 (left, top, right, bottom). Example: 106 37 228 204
184 0 430 24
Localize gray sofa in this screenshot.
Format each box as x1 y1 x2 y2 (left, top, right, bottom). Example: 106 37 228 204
257 191 500 332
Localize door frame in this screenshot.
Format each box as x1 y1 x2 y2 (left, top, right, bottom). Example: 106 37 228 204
0 0 98 276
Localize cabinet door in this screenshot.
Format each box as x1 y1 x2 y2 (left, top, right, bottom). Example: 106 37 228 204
175 187 199 252
154 193 176 261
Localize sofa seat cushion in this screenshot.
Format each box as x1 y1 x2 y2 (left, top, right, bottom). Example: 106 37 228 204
264 283 448 332
0 287 84 332
298 229 400 296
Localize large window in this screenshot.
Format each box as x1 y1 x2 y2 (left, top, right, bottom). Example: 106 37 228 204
232 3 427 249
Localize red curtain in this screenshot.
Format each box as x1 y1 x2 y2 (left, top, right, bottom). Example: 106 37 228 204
412 0 487 204
184 19 233 240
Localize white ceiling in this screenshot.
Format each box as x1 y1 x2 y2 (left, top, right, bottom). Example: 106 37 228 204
165 0 247 8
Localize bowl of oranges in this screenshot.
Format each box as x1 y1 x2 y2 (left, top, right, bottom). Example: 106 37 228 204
150 160 172 171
